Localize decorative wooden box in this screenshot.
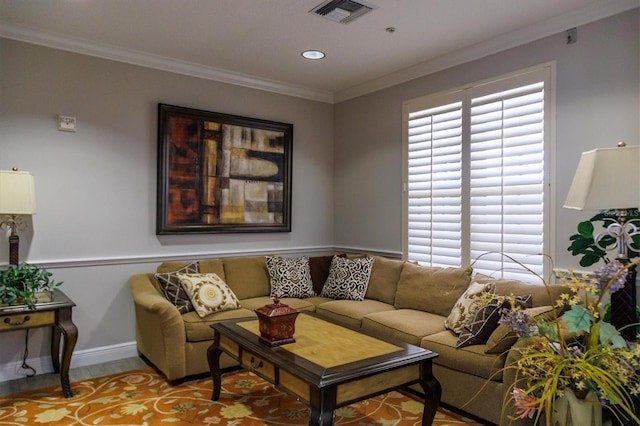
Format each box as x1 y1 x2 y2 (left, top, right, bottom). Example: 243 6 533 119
255 296 299 346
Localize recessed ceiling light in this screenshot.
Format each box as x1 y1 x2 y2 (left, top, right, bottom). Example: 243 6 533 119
302 50 326 60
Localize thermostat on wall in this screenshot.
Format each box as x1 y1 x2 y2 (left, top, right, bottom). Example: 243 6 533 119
58 115 76 132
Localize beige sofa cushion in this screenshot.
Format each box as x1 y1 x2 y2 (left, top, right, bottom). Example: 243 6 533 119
361 309 448 346
394 263 472 316
421 331 505 382
182 308 256 342
301 296 335 307
238 296 316 313
473 274 568 307
157 260 199 273
365 256 404 304
222 256 271 300
199 259 226 280
315 299 395 328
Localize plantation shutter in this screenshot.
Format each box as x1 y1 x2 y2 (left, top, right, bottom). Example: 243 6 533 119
469 73 546 281
406 93 463 267
404 66 551 281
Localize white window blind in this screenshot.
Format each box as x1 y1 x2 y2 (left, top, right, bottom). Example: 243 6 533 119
407 99 463 267
404 66 552 281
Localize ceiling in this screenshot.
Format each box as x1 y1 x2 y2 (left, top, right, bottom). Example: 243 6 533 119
0 0 638 103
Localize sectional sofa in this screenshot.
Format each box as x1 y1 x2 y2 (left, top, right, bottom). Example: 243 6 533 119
129 253 567 425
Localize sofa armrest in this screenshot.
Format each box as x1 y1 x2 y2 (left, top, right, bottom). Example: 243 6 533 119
129 273 187 381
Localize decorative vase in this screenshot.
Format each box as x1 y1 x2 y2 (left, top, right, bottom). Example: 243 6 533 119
254 296 299 346
551 388 602 426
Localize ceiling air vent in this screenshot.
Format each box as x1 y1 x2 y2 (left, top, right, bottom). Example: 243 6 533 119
310 0 377 24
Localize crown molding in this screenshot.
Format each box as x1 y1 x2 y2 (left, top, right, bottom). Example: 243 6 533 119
333 0 640 103
0 23 335 104
0 0 637 105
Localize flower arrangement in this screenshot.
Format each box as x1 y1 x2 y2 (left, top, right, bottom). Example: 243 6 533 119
499 258 640 425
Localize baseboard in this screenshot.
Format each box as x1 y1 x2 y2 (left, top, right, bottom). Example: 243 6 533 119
0 341 138 382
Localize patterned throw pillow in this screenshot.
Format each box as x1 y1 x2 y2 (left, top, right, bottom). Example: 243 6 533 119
445 281 495 334
456 295 532 349
265 256 315 298
320 256 375 301
155 261 199 314
175 273 241 318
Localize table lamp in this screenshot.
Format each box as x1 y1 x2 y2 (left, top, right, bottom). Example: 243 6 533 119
564 142 640 338
0 169 36 265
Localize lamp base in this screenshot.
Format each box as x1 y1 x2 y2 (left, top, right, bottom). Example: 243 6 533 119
8 233 19 265
611 262 637 341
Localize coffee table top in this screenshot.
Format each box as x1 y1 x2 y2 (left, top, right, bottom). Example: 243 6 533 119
212 312 437 387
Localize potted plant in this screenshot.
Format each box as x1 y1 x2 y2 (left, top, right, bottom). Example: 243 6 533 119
500 259 640 425
0 263 63 310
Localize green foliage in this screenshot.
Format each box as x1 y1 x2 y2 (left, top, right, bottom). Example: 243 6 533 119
536 317 559 341
561 305 594 334
597 322 626 348
0 263 63 310
567 209 640 267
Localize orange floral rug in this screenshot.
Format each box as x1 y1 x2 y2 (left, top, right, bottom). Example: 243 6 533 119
0 368 483 425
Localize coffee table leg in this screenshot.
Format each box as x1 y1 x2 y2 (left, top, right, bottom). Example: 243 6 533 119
208 332 222 401
309 386 336 426
419 361 442 425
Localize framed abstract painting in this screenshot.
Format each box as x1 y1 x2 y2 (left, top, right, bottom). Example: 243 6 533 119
156 104 292 234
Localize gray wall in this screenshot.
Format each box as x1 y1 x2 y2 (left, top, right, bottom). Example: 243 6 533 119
0 39 334 375
334 9 640 272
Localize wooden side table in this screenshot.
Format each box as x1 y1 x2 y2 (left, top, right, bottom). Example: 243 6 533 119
0 290 78 397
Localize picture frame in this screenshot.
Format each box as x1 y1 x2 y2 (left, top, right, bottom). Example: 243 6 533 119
156 103 292 234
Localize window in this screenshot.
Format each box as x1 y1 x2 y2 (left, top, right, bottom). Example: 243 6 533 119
403 65 554 282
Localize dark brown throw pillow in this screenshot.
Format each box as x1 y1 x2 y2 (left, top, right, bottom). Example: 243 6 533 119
309 254 345 295
155 261 199 314
484 305 554 354
456 298 509 348
456 295 532 349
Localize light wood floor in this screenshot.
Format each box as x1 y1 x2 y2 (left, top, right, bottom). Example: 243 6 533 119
0 356 149 397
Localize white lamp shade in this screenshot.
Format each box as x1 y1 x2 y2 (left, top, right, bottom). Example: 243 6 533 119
564 145 640 210
0 170 36 215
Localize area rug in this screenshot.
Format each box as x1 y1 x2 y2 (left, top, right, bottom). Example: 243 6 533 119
0 368 483 425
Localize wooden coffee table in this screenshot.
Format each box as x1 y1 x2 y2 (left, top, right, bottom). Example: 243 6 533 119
208 312 441 425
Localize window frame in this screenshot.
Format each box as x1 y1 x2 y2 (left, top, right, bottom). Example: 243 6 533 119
402 63 557 280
